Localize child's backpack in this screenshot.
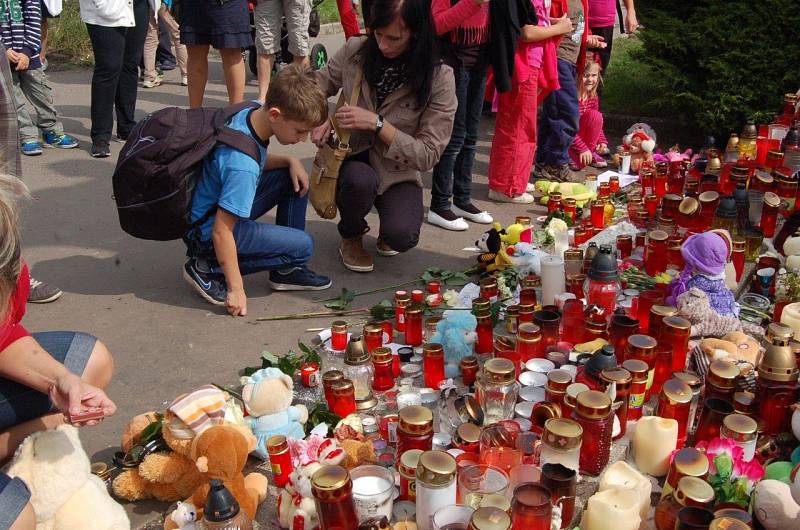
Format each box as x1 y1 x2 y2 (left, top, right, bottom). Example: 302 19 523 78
112 101 262 241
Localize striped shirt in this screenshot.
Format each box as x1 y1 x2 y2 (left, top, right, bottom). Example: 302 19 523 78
573 94 608 154
0 0 42 70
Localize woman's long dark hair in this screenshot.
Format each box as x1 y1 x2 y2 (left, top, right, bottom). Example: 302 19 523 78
358 0 439 109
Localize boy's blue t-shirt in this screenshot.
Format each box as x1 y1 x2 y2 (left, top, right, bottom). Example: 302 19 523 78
190 106 269 241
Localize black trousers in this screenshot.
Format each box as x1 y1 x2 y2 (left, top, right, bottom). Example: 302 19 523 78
86 0 149 144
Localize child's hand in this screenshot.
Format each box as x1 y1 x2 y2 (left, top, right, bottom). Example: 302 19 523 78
5 49 19 63
587 35 607 49
14 54 29 71
312 121 331 147
551 14 573 35
288 157 310 197
579 150 593 167
226 287 247 317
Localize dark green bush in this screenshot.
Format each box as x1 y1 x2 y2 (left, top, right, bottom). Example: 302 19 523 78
635 0 800 140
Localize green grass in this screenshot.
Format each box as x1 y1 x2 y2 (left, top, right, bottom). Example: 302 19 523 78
47 3 94 66
316 0 346 25
602 36 671 118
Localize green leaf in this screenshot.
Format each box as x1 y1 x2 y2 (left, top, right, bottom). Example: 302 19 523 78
370 300 396 320
715 453 733 478
323 288 356 310
446 272 471 287
138 416 164 445
261 350 280 365
305 403 342 437
243 366 260 377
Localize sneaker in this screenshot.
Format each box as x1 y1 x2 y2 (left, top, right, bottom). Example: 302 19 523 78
27 277 62 303
21 141 43 156
115 133 128 143
91 142 110 158
376 239 400 257
43 132 79 149
525 182 536 193
183 259 226 305
452 203 494 224
550 164 583 183
427 208 468 231
181 74 189 86
269 267 332 291
142 77 163 88
340 237 374 272
487 189 535 204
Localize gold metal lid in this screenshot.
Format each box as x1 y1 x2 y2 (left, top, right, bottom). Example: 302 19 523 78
406 303 425 315
564 247 583 260
622 359 650 381
673 371 703 393
332 320 347 332
312 465 351 492
399 405 433 433
660 378 693 405
543 418 583 450
757 344 799 382
363 322 383 336
663 315 692 331
648 229 669 242
395 292 411 303
627 335 658 357
733 391 755 414
455 423 482 445
531 401 562 430
415 450 457 488
651 304 679 318
764 192 781 208
468 507 511 530
669 447 709 487
549 192 563 201
455 395 485 425
372 347 393 364
505 305 520 317
732 237 746 251
422 343 444 358
679 197 700 215
600 367 632 392
675 476 715 507
331 378 355 395
518 322 542 341
516 216 532 225
518 303 535 314
461 355 479 369
709 518 751 530
767 322 795 343
547 369 573 391
425 315 443 329
472 297 491 313
722 414 758 440
575 390 612 419
345 337 370 365
322 369 345 385
267 435 289 453
485 358 516 384
565 382 590 406
699 191 720 204
708 360 739 388
398 448 424 477
480 277 498 288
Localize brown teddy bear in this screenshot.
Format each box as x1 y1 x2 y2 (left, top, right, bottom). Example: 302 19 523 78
677 287 743 338
163 424 268 530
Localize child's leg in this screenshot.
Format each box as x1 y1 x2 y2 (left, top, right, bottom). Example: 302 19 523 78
284 0 310 63
9 71 40 144
186 45 210 108
0 49 20 175
536 60 578 168
452 63 488 208
569 108 604 168
249 167 309 232
17 69 64 138
222 221 313 276
161 7 188 77
142 6 161 83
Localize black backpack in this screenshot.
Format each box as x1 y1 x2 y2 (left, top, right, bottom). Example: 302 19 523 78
112 101 262 241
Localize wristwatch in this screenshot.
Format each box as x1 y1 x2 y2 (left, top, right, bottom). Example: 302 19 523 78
375 114 384 134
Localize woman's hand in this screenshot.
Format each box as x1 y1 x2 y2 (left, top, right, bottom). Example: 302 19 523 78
288 157 310 197
586 35 607 49
312 121 331 147
49 372 117 426
579 150 593 167
335 104 379 131
625 9 639 33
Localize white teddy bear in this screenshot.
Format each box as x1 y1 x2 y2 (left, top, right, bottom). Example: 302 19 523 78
169 501 198 529
7 424 130 530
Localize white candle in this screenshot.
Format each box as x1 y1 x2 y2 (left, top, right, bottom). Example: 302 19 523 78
540 255 566 306
599 461 651 520
780 302 800 341
633 416 678 477
582 487 641 530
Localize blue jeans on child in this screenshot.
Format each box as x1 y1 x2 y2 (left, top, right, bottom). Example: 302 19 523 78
430 62 488 211
536 59 580 168
186 167 313 276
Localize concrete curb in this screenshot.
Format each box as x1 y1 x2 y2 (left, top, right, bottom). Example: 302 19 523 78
319 21 345 35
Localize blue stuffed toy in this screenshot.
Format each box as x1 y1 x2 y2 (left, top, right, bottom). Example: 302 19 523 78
241 367 308 459
430 310 478 378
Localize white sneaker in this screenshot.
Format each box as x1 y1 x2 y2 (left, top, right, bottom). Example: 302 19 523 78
526 182 536 193
452 205 494 224
181 74 188 86
142 77 162 88
427 209 469 231
487 189 535 204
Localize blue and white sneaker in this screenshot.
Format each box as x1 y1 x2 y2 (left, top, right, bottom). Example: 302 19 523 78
183 259 227 305
21 141 43 156
43 132 79 149
269 267 332 291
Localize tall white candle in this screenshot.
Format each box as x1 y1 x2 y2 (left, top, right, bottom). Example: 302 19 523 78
582 487 641 530
633 416 678 477
540 255 566 306
599 461 651 520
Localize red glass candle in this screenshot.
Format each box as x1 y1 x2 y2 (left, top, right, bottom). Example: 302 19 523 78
461 356 479 387
573 227 590 245
645 230 669 277
518 304 535 324
560 298 585 345
475 311 494 355
755 345 799 435
511 483 552 530
267 435 294 488
732 238 745 282
585 277 619 319
411 289 425 303
600 367 632 439
626 334 658 398
572 391 613 476
705 360 739 403
331 321 348 351
395 291 410 333
363 322 383 353
623 359 649 421
644 194 659 219
517 323 543 362
668 238 685 270
677 197 700 232
654 173 668 199
636 289 664 333
371 347 395 392
652 345 673 396
422 343 446 389
609 176 620 193
694 398 735 443
609 314 640 358
397 448 421 501
301 362 320 388
311 465 358 530
617 234 633 259
657 378 693 447
379 413 399 444
698 191 720 231
761 192 780 237
494 336 521 379
546 370 573 416
427 280 441 294
591 200 606 229
548 192 563 213
396 406 433 467
563 198 577 221
533 310 561 349
330 379 357 418
404 304 424 346
662 316 692 372
322 370 344 407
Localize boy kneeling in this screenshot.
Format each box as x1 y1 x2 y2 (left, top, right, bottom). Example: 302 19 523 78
183 65 331 316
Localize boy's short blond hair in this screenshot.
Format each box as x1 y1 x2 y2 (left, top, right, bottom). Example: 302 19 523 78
266 65 329 127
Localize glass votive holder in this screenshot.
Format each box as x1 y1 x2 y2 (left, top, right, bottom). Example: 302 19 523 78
506 464 541 498
743 228 764 262
457 464 509 508
676 507 716 530
479 424 522 474
432 505 475 530
350 464 396 523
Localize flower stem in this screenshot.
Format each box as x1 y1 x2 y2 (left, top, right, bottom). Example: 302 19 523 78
256 308 371 321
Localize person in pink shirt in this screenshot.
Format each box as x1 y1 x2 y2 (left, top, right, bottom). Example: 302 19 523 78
587 0 638 73
486 0 573 204
569 59 609 169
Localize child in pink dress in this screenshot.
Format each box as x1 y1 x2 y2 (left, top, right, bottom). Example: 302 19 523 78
569 59 609 169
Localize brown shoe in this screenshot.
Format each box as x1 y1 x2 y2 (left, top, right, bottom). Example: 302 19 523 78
376 239 400 257
340 236 374 272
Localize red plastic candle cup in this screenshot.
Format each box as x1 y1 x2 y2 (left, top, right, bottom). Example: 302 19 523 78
644 194 659 219
422 343 446 389
363 322 384 353
404 304 424 347
591 200 606 229
301 362 320 388
331 320 348 351
533 310 561 349
411 289 425 303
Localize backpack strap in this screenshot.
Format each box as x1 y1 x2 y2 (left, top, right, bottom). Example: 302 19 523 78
212 101 263 166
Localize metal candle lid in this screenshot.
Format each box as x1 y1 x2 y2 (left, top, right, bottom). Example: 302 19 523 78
422 343 444 358
547 370 573 392
757 343 799 382
454 395 485 425
668 447 709 489
543 418 583 450
455 423 482 445
721 414 757 441
600 367 632 392
651 304 679 318
472 297 491 313
398 405 433 434
484 358 516 384
708 360 739 388
415 450 456 488
663 315 692 331
332 320 347 333
345 336 370 365
675 476 716 507
673 371 703 394
575 390 612 419
660 378 693 405
311 465 352 498
518 323 542 341
372 347 393 364
398 449 423 478
622 359 650 382
766 322 795 345
679 197 700 215
468 507 512 530
709 518 751 530
627 334 658 357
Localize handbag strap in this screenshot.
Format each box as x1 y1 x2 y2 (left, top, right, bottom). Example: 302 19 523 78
331 67 363 148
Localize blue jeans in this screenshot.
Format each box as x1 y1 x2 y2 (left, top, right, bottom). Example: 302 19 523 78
430 62 488 210
536 59 579 167
0 472 29 528
187 168 313 276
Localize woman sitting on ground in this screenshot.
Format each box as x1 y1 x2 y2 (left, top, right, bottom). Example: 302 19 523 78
313 0 457 273
0 175 117 526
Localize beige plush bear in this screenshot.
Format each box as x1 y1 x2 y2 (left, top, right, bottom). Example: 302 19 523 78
677 287 743 338
7 424 130 530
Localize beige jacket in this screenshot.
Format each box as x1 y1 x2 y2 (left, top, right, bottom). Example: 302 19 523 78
316 37 457 194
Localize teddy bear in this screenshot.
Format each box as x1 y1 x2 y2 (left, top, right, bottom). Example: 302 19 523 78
7 424 130 530
164 424 269 530
242 367 309 459
475 226 506 272
169 501 198 529
430 309 478 378
676 287 743 338
753 479 800 530
622 123 657 174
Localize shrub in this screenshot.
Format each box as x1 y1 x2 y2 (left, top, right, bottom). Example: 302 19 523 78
635 0 800 140
47 2 93 65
